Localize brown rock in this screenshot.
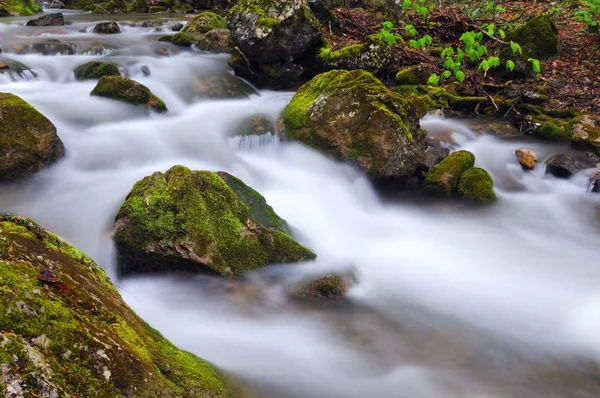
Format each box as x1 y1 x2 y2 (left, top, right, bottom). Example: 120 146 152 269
515 148 537 170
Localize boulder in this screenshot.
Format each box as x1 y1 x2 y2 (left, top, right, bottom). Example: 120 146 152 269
571 115 600 154
282 70 427 182
505 16 560 61
90 76 168 113
0 214 233 397
228 50 304 89
196 28 233 52
93 21 121 34
26 12 65 26
421 146 450 171
0 93 64 180
292 274 355 300
171 22 184 31
14 40 76 55
0 56 36 79
73 61 121 81
545 153 591 178
457 167 497 203
318 36 393 74
424 150 475 195
182 11 227 34
141 18 168 28
114 166 315 276
395 64 434 85
536 122 570 141
0 0 41 16
49 0 66 8
515 148 537 170
190 72 257 100
227 0 321 64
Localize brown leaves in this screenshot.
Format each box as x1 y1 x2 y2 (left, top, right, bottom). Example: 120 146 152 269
37 270 72 294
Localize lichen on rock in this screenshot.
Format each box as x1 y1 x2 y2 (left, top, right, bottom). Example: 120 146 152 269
90 76 168 113
114 166 315 276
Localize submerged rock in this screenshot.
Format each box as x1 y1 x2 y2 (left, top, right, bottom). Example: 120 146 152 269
0 0 41 16
93 21 121 34
232 114 276 137
90 76 168 113
73 61 121 80
457 167 496 203
0 56 36 78
515 148 537 170
292 273 355 300
114 166 315 276
196 28 233 52
424 150 475 195
227 0 321 64
14 39 76 55
171 22 184 31
0 214 233 397
190 72 257 99
26 12 65 26
282 69 427 182
141 18 168 28
0 93 64 180
545 153 591 178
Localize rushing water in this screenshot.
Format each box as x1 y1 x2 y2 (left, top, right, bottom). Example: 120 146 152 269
2 10 600 398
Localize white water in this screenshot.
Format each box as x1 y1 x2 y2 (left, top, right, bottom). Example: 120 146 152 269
2 12 600 397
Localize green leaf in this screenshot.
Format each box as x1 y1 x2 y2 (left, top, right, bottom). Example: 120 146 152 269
386 34 396 45
455 70 466 82
479 60 490 71
506 60 515 72
442 70 451 79
441 47 454 57
498 29 505 39
510 41 522 55
528 58 541 73
383 21 393 29
409 39 418 48
402 0 411 10
427 74 440 86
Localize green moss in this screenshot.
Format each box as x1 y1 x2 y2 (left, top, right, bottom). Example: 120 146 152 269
73 61 121 81
296 275 348 299
318 43 363 63
172 31 201 46
424 150 475 195
90 76 167 113
115 166 315 276
395 66 431 85
0 0 41 16
537 122 569 141
0 214 232 397
423 86 488 111
257 16 279 29
229 0 283 34
457 167 496 203
183 12 227 34
70 0 148 14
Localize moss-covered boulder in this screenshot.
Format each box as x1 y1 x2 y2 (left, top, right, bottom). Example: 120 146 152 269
395 65 434 85
536 122 570 141
318 36 393 73
424 150 475 195
73 61 121 81
114 166 315 276
282 69 427 182
506 16 559 61
457 167 496 203
183 11 227 34
196 29 234 52
90 76 168 113
0 0 41 16
292 274 355 300
0 93 64 180
227 0 321 64
0 215 233 397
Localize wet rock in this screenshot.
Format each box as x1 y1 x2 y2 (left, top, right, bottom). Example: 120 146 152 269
171 31 202 46
282 69 427 182
292 273 356 300
90 76 168 113
15 40 76 55
81 42 115 55
171 22 184 31
395 64 435 85
182 11 227 34
318 35 393 74
49 0 65 8
141 65 151 76
0 0 41 16
421 146 450 171
114 166 315 276
0 93 64 180
515 149 538 170
231 54 304 89
191 72 257 99
588 170 600 193
545 153 591 178
196 28 233 52
227 0 321 64
93 21 121 34
232 114 276 137
0 56 36 78
457 167 497 203
424 150 475 196
26 12 65 26
141 18 168 28
73 61 121 80
0 214 234 396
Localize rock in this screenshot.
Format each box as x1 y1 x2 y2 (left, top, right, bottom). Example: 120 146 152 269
73 61 121 81
457 167 497 203
81 42 115 55
90 76 168 113
395 64 434 85
572 115 600 154
93 22 121 34
0 94 64 180
141 18 168 28
424 150 475 195
26 12 65 27
292 274 355 300
0 0 41 16
49 0 65 8
545 153 591 178
191 72 257 99
588 170 600 193
0 214 234 397
506 16 560 61
196 28 233 52
318 36 393 73
114 166 315 276
171 22 184 31
188 0 231 9
282 69 427 182
229 50 304 89
0 56 36 78
515 148 537 170
232 114 276 137
171 32 201 46
227 0 321 64
536 122 570 141
141 65 151 76
16 40 76 55
182 11 227 34
421 146 450 171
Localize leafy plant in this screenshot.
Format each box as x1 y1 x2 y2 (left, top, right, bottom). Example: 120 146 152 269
402 0 429 20
378 21 397 45
575 0 600 28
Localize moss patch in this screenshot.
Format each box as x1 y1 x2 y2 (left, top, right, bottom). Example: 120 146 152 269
537 122 570 141
182 12 227 34
457 167 497 203
424 150 475 195
90 76 167 113
73 61 121 81
0 0 41 16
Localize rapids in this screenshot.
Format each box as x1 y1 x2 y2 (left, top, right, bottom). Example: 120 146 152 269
2 10 600 398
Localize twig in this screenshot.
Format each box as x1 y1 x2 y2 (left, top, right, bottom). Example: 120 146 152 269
482 90 499 111
234 46 254 74
504 96 521 118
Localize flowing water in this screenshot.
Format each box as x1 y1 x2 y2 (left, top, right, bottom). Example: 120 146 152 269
2 10 600 398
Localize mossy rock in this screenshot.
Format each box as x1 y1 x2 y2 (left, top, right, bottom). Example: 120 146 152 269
114 166 315 276
190 72 257 100
395 65 433 85
0 214 233 397
318 35 393 73
536 122 570 141
90 76 168 113
293 274 354 300
196 28 234 52
505 16 559 61
0 0 41 16
73 61 121 81
420 85 488 112
424 150 475 195
457 167 496 203
0 93 65 180
67 0 148 13
92 21 121 34
571 115 600 154
172 31 203 46
282 69 427 182
231 113 276 137
227 0 321 64
182 11 227 34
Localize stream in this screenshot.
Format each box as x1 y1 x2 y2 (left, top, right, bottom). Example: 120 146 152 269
2 10 600 398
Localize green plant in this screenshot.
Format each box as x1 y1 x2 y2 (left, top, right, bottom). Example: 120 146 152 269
402 0 429 20
378 21 397 45
575 0 600 28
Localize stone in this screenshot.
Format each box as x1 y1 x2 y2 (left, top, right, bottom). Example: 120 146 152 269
292 273 356 300
395 64 434 85
515 148 537 170
181 11 227 34
93 22 121 34
457 167 497 203
196 28 233 52
114 166 315 276
282 69 427 182
545 153 591 178
26 12 65 26
318 35 393 74
0 93 64 180
73 61 121 81
49 0 65 8
141 18 168 28
171 22 184 31
90 76 168 113
424 150 475 195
